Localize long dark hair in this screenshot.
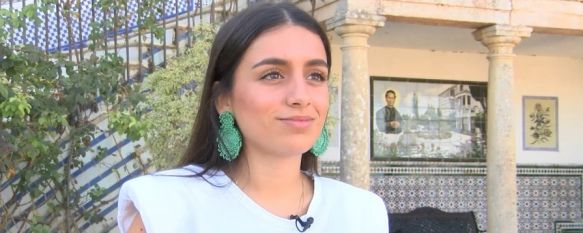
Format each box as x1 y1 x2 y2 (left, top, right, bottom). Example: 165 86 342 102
179 2 332 176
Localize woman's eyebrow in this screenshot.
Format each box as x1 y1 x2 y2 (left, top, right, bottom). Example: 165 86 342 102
305 59 328 68
252 58 287 68
252 58 328 69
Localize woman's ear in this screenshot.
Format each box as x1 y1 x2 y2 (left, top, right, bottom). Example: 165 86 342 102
214 81 231 113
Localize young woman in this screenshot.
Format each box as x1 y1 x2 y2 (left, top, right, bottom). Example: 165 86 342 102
117 3 388 233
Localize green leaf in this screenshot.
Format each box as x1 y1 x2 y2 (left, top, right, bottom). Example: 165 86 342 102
0 9 10 17
22 5 37 19
0 83 10 98
10 12 23 28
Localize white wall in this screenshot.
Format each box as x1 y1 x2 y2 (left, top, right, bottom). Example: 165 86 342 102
514 56 583 165
322 44 583 165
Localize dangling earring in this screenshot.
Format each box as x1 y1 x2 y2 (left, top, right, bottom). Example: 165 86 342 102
217 111 242 161
310 126 329 157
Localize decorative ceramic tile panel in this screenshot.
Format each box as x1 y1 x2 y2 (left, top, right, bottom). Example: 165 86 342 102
321 162 583 233
371 175 488 231
5 0 194 51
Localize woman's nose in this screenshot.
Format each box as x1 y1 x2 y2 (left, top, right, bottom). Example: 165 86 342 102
286 75 311 108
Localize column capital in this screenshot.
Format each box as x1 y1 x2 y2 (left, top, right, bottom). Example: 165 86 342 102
473 24 532 55
333 24 379 39
326 10 385 36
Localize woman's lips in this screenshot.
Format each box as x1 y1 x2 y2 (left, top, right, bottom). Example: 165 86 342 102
278 116 314 129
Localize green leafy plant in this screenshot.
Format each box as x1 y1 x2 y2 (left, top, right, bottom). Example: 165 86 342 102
142 24 217 169
0 44 148 233
0 0 168 232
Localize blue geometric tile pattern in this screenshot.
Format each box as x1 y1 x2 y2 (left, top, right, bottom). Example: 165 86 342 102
370 175 582 233
371 175 489 231
517 176 582 232
3 0 196 52
321 163 583 233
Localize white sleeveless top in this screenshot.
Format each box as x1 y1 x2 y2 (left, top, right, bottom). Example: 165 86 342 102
117 165 389 233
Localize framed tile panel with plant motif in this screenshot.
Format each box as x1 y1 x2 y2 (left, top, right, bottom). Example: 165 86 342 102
523 96 559 151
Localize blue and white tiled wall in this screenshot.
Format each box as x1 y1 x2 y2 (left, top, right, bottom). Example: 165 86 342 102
322 162 583 233
2 0 195 51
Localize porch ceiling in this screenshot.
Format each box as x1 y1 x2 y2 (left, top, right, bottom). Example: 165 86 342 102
360 21 583 59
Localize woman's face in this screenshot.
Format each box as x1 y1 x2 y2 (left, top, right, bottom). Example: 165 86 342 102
222 24 329 158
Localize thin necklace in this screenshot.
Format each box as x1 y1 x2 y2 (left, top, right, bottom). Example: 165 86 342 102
233 171 307 216
297 174 305 215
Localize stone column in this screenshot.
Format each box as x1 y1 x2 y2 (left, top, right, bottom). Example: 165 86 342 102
327 16 384 189
473 24 532 233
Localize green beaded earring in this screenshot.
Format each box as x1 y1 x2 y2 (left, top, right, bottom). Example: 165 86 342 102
310 126 329 157
217 111 242 161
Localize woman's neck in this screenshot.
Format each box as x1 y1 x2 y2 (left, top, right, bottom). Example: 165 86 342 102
228 151 313 218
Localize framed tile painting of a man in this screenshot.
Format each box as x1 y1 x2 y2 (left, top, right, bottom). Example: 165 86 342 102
371 77 488 161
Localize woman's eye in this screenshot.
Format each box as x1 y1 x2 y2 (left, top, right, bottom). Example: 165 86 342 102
261 71 284 80
307 72 327 82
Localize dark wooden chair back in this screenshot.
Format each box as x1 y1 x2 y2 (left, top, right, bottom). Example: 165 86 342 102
389 207 483 233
